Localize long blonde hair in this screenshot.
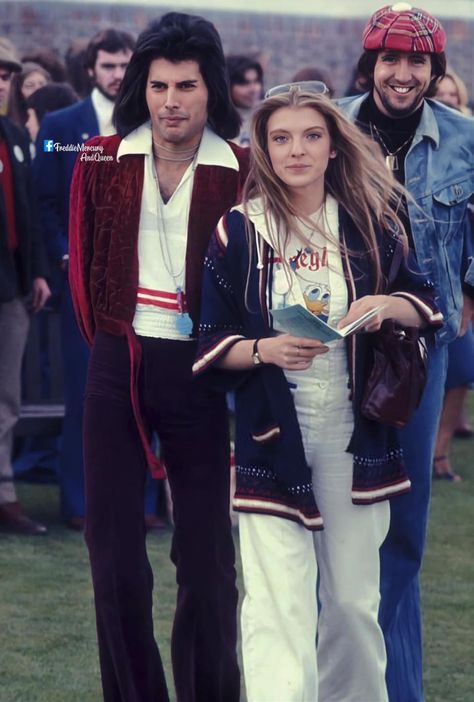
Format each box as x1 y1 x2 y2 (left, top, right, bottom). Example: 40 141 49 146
243 91 409 293
435 66 471 115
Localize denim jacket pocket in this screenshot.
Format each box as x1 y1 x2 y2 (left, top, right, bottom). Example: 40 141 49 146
432 180 473 244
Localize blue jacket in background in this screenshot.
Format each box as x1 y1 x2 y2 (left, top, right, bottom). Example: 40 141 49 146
33 96 99 265
338 93 474 345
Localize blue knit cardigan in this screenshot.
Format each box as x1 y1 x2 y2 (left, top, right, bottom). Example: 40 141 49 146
193 205 442 530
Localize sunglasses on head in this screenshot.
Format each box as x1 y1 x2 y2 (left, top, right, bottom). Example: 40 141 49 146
264 80 329 99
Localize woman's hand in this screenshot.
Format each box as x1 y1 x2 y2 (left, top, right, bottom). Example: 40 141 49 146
258 334 329 370
338 294 424 333
338 295 390 333
217 335 329 371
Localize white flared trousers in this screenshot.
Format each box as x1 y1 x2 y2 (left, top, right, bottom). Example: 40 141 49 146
239 340 390 702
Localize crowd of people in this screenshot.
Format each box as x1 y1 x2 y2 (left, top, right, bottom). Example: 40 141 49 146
0 3 473 702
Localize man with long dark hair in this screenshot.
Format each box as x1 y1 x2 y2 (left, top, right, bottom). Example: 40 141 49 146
338 5 474 701
69 12 248 702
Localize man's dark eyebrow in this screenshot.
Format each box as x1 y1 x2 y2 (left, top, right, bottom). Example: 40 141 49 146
149 79 199 86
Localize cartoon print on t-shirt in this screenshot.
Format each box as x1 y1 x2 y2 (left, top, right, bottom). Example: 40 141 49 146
272 238 331 317
303 283 330 322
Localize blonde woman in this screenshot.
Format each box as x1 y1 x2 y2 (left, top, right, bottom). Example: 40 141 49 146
435 66 471 115
193 85 442 702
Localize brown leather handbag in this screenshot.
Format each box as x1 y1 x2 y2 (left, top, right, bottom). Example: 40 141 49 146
361 321 427 427
360 243 428 428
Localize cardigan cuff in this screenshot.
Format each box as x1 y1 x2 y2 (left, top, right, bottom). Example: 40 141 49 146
390 291 444 327
192 333 246 375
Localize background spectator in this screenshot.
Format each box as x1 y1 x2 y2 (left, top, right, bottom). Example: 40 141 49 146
0 37 51 535
0 39 18 115
65 39 92 99
292 66 334 97
25 82 78 144
8 61 51 128
33 28 136 530
344 64 370 96
226 54 263 145
21 49 67 83
435 65 472 114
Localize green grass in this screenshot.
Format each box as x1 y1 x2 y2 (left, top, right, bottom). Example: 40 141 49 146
421 418 474 702
1 403 473 702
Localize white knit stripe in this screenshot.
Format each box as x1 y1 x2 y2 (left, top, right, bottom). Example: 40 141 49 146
352 478 411 502
391 292 444 323
137 292 182 304
251 426 281 442
216 217 229 248
233 497 324 529
192 334 245 374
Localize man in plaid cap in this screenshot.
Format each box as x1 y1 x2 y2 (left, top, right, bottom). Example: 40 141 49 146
338 4 474 701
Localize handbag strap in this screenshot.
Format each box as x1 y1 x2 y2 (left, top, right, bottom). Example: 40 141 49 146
386 237 405 289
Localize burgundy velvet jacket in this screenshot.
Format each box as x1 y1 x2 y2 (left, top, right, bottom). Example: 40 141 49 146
68 130 249 475
69 132 250 344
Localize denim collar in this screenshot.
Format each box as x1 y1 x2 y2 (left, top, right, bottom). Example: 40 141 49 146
413 99 440 149
344 92 440 150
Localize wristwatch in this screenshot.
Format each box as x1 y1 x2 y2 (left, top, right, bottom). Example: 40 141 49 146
252 338 264 366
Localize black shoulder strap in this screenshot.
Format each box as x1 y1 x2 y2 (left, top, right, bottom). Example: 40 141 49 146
387 238 405 287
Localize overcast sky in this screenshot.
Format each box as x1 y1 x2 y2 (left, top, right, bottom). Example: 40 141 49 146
29 0 474 19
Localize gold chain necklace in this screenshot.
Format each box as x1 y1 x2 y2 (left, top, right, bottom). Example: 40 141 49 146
152 138 200 154
370 123 415 171
153 147 198 163
152 138 199 162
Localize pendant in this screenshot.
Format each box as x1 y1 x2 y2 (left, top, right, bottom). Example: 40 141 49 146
385 154 398 171
175 286 193 336
175 312 193 336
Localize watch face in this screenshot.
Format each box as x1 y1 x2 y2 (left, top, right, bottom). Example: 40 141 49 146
252 352 261 365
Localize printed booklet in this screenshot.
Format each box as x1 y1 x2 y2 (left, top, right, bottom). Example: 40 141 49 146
271 304 386 343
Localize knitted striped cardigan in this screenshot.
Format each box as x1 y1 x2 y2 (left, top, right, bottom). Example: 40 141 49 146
193 202 442 531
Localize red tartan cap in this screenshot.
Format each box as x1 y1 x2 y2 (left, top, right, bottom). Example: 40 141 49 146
362 3 446 54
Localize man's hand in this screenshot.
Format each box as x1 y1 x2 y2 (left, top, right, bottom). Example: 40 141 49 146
31 277 51 313
459 293 474 336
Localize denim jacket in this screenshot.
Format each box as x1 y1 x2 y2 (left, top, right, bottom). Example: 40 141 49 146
466 258 474 288
338 93 474 344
